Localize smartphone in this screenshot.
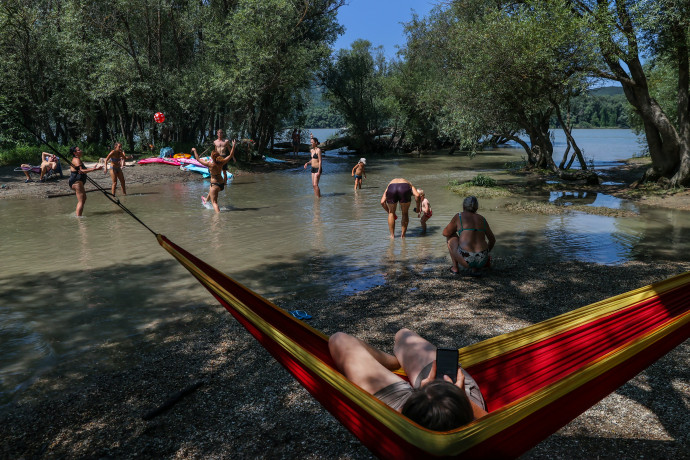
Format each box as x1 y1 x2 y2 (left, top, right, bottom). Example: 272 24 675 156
436 348 459 383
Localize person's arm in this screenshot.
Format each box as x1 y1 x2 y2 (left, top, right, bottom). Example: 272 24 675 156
485 220 496 252
226 139 237 163
442 215 459 238
317 149 323 174
193 148 210 167
352 165 356 176
104 150 115 173
381 188 389 212
41 152 50 162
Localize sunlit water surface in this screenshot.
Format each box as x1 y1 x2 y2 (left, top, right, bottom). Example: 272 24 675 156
2 129 690 404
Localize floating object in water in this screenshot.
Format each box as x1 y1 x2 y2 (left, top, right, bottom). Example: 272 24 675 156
138 157 181 166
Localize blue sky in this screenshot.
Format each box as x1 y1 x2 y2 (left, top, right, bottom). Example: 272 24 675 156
332 0 437 58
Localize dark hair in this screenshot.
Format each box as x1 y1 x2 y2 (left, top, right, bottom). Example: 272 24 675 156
401 380 473 431
311 137 319 144
69 146 79 156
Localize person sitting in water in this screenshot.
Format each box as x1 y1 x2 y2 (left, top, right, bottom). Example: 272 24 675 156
20 152 62 183
351 158 366 190
193 141 236 213
380 178 422 238
442 196 496 275
329 328 488 430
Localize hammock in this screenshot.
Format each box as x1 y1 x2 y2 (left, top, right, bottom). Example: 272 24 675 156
158 234 688 459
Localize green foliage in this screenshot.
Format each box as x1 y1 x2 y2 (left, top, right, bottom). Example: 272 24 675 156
320 40 391 151
468 174 496 187
0 0 344 154
563 88 630 128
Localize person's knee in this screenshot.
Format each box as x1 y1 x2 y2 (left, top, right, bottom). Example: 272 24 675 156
328 332 350 362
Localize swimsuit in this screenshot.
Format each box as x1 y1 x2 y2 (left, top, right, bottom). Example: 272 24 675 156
312 152 318 159
68 162 87 188
354 175 362 180
311 167 319 174
458 247 489 268
210 173 225 191
385 182 412 204
456 213 489 268
373 362 486 412
456 213 486 235
110 159 122 172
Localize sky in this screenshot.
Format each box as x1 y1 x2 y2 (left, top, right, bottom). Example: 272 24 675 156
332 0 438 58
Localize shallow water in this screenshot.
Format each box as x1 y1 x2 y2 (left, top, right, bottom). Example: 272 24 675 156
1 130 690 404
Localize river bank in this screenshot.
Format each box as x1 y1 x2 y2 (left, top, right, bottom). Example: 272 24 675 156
1 252 688 459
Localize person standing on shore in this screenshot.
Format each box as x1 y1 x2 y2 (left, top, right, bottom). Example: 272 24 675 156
194 140 236 213
291 129 301 156
68 146 103 216
304 134 322 197
351 158 366 190
103 142 127 196
443 196 496 275
380 178 422 238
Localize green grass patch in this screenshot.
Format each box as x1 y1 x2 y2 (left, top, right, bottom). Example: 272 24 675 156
504 201 638 217
448 184 512 199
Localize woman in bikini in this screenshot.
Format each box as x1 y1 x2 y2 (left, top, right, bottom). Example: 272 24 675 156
103 142 127 196
380 178 422 238
303 134 322 197
68 146 103 216
442 196 496 275
193 140 236 213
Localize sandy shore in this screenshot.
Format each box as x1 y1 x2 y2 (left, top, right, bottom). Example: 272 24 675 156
1 155 689 458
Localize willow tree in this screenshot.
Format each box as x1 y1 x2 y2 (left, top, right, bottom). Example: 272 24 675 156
400 0 596 175
572 0 690 187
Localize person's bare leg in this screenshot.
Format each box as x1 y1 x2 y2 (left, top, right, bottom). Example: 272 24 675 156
117 170 126 195
447 237 469 273
421 215 428 234
386 203 397 238
209 186 220 213
400 202 411 238
73 183 87 216
110 168 117 195
393 328 436 387
329 332 401 395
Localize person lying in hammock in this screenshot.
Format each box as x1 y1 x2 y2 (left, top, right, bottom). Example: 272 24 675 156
329 328 488 431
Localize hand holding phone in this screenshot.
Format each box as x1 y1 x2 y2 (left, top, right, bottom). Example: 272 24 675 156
436 348 459 383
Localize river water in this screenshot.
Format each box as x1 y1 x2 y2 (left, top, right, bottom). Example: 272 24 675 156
2 129 689 404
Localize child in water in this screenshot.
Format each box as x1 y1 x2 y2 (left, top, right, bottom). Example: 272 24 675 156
351 158 366 190
417 189 432 234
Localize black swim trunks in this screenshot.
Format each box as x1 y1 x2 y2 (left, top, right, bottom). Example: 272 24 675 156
385 182 412 204
211 182 225 191
311 167 320 174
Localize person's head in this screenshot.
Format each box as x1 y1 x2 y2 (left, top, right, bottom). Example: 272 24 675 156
359 158 366 165
418 189 425 198
463 196 479 213
217 129 224 139
401 380 473 431
211 150 221 161
114 142 123 151
311 137 319 146
70 146 82 157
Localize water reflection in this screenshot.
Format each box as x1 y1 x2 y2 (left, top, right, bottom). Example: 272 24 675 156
2 148 690 404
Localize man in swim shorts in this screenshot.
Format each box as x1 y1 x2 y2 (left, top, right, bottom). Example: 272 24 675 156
329 329 487 431
214 129 236 183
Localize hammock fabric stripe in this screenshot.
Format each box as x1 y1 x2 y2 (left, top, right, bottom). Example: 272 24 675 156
158 235 690 459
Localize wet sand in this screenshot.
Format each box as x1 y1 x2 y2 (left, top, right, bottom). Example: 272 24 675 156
1 155 689 458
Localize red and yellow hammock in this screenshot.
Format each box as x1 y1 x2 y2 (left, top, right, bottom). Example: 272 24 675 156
158 235 690 459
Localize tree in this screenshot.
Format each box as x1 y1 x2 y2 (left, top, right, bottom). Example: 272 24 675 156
573 0 690 186
320 39 390 152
